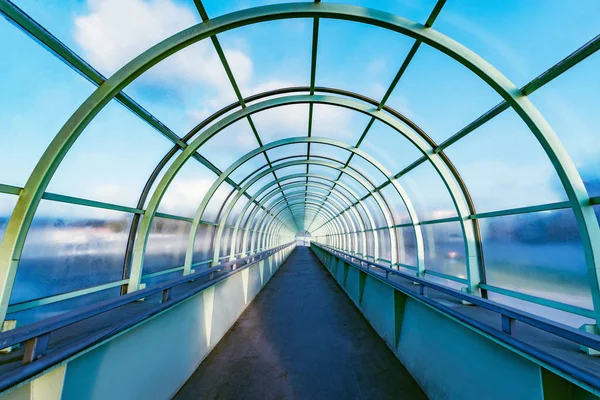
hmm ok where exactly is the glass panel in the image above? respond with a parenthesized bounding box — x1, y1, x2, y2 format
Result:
(338, 174, 369, 198)
(309, 143, 350, 163)
(359, 120, 423, 175)
(199, 119, 260, 172)
(226, 196, 249, 226)
(396, 226, 417, 267)
(308, 165, 342, 182)
(423, 221, 466, 279)
(192, 223, 215, 267)
(0, 18, 95, 187)
(479, 209, 592, 309)
(435, 0, 600, 86)
(272, 164, 307, 178)
(363, 195, 386, 228)
(127, 38, 237, 136)
(348, 155, 388, 187)
(47, 100, 173, 206)
(158, 158, 216, 218)
(529, 52, 600, 197)
(203, 182, 235, 222)
(143, 217, 190, 275)
(267, 144, 308, 163)
(399, 161, 457, 221)
(444, 108, 567, 212)
(0, 194, 18, 244)
(245, 173, 275, 197)
(311, 104, 372, 145)
(378, 229, 392, 263)
(381, 185, 411, 225)
(13, 0, 198, 75)
(317, 19, 415, 101)
(11, 200, 132, 304)
(216, 19, 312, 98)
(386, 44, 501, 143)
(218, 227, 233, 260)
(251, 104, 309, 143)
(230, 153, 267, 184)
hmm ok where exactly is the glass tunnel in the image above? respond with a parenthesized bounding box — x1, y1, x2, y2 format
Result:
(0, 0, 599, 335)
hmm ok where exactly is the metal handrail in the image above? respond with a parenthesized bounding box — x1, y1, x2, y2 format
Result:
(312, 242, 600, 391)
(312, 243, 600, 352)
(0, 242, 294, 392)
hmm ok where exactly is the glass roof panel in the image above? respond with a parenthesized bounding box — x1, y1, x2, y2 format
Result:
(311, 104, 371, 145)
(158, 158, 216, 218)
(309, 143, 350, 164)
(435, 0, 600, 86)
(398, 161, 457, 221)
(267, 144, 309, 163)
(380, 184, 411, 225)
(307, 165, 342, 182)
(359, 120, 423, 176)
(316, 19, 415, 100)
(0, 18, 95, 187)
(216, 19, 312, 98)
(198, 119, 260, 172)
(230, 153, 268, 185)
(204, 182, 235, 222)
(251, 104, 309, 143)
(444, 109, 568, 213)
(529, 52, 600, 197)
(47, 100, 173, 207)
(12, 0, 199, 75)
(125, 38, 237, 136)
(348, 156, 388, 187)
(386, 43, 501, 143)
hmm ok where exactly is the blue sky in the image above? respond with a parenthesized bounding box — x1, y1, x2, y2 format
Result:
(0, 0, 599, 223)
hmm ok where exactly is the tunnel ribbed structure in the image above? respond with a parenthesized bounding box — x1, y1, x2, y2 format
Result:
(0, 0, 599, 337)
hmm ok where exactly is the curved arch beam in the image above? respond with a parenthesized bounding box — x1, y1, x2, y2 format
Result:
(241, 183, 361, 256)
(208, 158, 392, 268)
(244, 176, 369, 257)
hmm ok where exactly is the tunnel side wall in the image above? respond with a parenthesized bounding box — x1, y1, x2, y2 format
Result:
(4, 245, 295, 400)
(311, 244, 598, 400)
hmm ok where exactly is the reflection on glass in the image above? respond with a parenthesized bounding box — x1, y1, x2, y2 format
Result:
(12, 201, 132, 304)
(444, 108, 567, 212)
(193, 223, 215, 267)
(480, 209, 592, 309)
(399, 161, 457, 221)
(143, 217, 190, 275)
(396, 226, 417, 267)
(423, 222, 466, 279)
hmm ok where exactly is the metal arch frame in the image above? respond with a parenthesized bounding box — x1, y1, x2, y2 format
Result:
(250, 193, 354, 255)
(0, 2, 597, 324)
(242, 182, 363, 256)
(186, 137, 404, 268)
(250, 175, 371, 256)
(150, 95, 477, 296)
(243, 177, 369, 257)
(266, 204, 339, 251)
(207, 157, 394, 268)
